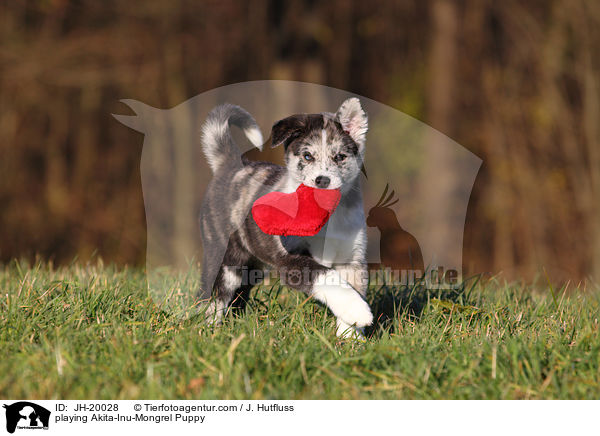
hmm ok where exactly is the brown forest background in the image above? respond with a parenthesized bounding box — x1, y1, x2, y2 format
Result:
(1, 0, 599, 284)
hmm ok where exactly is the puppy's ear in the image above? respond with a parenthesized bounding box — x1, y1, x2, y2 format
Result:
(271, 114, 306, 150)
(336, 98, 368, 147)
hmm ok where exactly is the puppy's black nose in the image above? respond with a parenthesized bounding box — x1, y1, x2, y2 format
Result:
(315, 175, 330, 188)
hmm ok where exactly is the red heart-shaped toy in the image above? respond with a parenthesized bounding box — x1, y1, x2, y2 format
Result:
(252, 184, 341, 236)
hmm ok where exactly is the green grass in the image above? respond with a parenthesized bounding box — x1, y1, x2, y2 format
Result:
(1, 260, 600, 399)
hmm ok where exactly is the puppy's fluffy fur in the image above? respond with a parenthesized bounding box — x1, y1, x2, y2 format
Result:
(198, 99, 372, 337)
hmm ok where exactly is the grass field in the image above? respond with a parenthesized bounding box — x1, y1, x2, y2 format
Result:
(1, 261, 599, 400)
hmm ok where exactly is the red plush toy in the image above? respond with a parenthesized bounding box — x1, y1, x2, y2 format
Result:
(252, 184, 341, 236)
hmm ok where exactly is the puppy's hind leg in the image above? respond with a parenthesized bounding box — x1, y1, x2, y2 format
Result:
(203, 265, 243, 324)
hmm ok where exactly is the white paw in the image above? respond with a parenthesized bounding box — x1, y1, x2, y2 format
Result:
(312, 270, 374, 328)
(336, 319, 366, 340)
(201, 300, 226, 325)
(336, 294, 373, 327)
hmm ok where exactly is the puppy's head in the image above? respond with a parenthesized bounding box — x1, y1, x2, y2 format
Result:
(271, 98, 368, 191)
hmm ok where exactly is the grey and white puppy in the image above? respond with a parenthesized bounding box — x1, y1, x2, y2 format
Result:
(198, 98, 372, 337)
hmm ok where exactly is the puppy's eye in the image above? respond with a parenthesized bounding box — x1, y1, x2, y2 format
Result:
(302, 152, 314, 162)
(333, 153, 346, 163)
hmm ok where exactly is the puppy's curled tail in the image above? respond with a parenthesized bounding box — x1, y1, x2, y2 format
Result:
(201, 103, 263, 173)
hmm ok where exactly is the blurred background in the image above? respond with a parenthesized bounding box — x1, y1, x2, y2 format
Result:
(1, 0, 599, 284)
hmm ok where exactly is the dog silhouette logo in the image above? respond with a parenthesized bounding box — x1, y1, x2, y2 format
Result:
(3, 402, 50, 433)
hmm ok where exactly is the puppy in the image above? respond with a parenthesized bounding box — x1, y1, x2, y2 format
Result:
(198, 98, 372, 337)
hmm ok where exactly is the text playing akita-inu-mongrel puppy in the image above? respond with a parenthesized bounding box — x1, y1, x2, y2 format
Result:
(198, 98, 372, 338)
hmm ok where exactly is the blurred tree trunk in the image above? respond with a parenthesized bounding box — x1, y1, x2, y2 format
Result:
(579, 0, 600, 282)
(421, 0, 460, 272)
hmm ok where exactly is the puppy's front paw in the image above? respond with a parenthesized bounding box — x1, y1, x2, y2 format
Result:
(312, 270, 373, 328)
(337, 294, 373, 328)
(336, 319, 366, 341)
